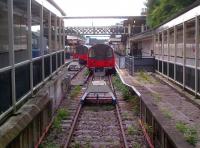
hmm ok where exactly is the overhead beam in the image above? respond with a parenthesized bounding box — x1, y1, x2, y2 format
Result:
(62, 16, 146, 19)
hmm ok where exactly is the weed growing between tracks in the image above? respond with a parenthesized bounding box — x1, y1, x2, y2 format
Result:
(84, 69, 90, 77)
(176, 121, 198, 145)
(70, 85, 81, 99)
(40, 109, 70, 148)
(112, 74, 139, 115)
(53, 108, 70, 129)
(127, 125, 138, 135)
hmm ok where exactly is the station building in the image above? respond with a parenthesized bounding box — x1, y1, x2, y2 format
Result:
(122, 1, 200, 97)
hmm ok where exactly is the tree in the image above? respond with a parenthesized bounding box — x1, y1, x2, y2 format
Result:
(146, 0, 197, 28)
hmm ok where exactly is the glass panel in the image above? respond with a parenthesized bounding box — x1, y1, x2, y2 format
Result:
(51, 15, 57, 52)
(155, 34, 159, 59)
(185, 20, 195, 66)
(57, 52, 61, 68)
(33, 59, 42, 87)
(159, 60, 162, 72)
(15, 64, 30, 101)
(52, 54, 56, 72)
(176, 25, 183, 64)
(163, 31, 168, 56)
(13, 0, 28, 64)
(185, 67, 195, 90)
(61, 20, 64, 49)
(158, 34, 162, 60)
(163, 61, 167, 75)
(176, 64, 183, 84)
(169, 63, 174, 79)
(57, 18, 60, 50)
(44, 56, 50, 78)
(0, 0, 9, 68)
(32, 1, 41, 58)
(0, 70, 12, 114)
(43, 8, 49, 55)
(169, 29, 175, 62)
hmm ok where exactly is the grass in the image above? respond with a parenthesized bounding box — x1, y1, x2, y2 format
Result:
(53, 108, 70, 129)
(152, 92, 162, 104)
(176, 121, 198, 145)
(72, 142, 81, 148)
(144, 123, 153, 135)
(127, 125, 138, 135)
(112, 75, 133, 101)
(84, 69, 90, 77)
(122, 112, 129, 119)
(70, 85, 81, 99)
(129, 97, 140, 115)
(138, 70, 155, 84)
(84, 142, 91, 148)
(161, 108, 172, 119)
(39, 142, 59, 148)
(112, 74, 140, 115)
(132, 142, 141, 148)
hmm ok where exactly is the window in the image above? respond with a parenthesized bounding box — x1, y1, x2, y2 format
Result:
(0, 0, 9, 68)
(0, 0, 8, 52)
(32, 1, 41, 58)
(13, 0, 29, 64)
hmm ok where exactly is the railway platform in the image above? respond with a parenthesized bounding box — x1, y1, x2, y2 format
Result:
(116, 65, 200, 148)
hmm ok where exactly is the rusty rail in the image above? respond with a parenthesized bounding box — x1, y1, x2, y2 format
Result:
(63, 104, 82, 148)
(109, 75, 129, 148)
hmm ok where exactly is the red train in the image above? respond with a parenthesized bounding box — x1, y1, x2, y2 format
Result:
(87, 44, 115, 74)
(73, 45, 89, 64)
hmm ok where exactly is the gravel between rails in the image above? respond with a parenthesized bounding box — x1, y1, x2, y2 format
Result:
(70, 105, 123, 148)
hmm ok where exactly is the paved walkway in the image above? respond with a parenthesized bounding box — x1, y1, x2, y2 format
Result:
(116, 66, 200, 148)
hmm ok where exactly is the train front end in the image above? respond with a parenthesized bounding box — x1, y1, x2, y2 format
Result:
(87, 44, 115, 75)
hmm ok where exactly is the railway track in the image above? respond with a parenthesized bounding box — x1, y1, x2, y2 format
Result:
(63, 74, 130, 148)
(41, 67, 147, 148)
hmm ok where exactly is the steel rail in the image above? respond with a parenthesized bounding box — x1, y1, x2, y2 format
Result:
(63, 103, 82, 148)
(71, 65, 85, 79)
(63, 70, 92, 148)
(109, 75, 129, 148)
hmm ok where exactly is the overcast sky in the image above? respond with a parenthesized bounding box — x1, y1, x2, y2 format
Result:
(55, 0, 146, 26)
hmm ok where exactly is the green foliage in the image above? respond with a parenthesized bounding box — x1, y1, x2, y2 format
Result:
(72, 142, 81, 148)
(176, 121, 198, 145)
(132, 142, 141, 148)
(70, 85, 81, 99)
(127, 125, 138, 135)
(53, 109, 70, 129)
(144, 123, 153, 134)
(152, 92, 162, 104)
(39, 142, 59, 148)
(146, 0, 196, 28)
(112, 75, 140, 115)
(112, 75, 132, 100)
(161, 108, 172, 119)
(138, 71, 155, 83)
(84, 69, 90, 77)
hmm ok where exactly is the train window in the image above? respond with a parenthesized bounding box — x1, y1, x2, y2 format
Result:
(89, 45, 113, 59)
(107, 48, 113, 57)
(89, 49, 95, 58)
(76, 46, 88, 55)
